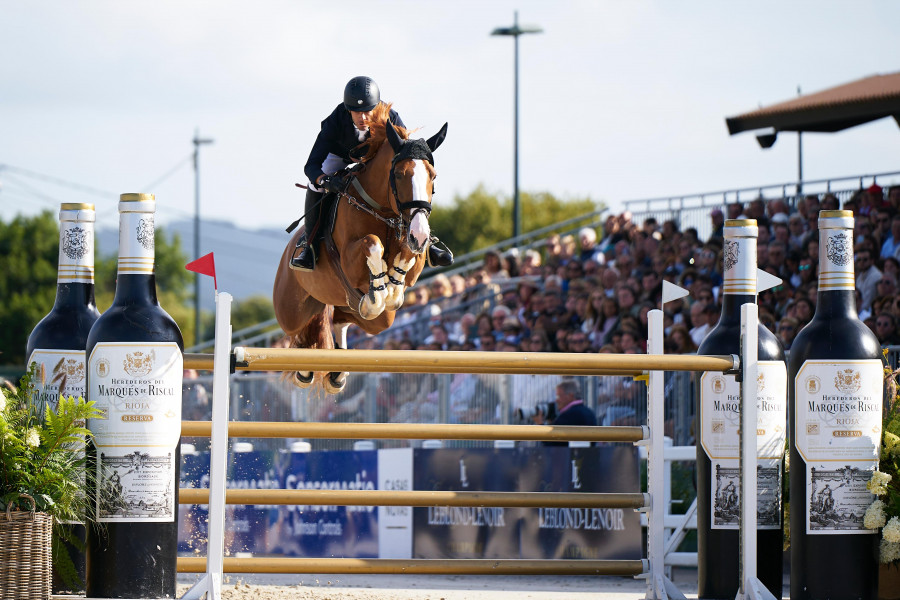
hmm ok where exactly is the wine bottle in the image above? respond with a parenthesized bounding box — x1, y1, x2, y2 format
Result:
(789, 210, 880, 600)
(86, 193, 184, 599)
(696, 219, 786, 600)
(26, 203, 100, 411)
(26, 202, 100, 593)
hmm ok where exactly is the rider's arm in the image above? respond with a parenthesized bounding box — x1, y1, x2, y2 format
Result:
(304, 106, 343, 184)
(304, 127, 332, 185)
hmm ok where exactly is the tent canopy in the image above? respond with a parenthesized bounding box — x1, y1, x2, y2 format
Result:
(725, 72, 900, 135)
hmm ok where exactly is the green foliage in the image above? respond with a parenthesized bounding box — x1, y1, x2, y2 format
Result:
(232, 295, 276, 331)
(0, 211, 59, 365)
(0, 364, 101, 521)
(429, 186, 602, 256)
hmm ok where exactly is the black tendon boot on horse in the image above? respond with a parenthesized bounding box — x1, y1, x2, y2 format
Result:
(290, 188, 325, 271)
(427, 238, 454, 267)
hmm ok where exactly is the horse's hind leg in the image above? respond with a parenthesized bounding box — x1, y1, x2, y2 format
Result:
(324, 320, 351, 394)
(288, 302, 333, 388)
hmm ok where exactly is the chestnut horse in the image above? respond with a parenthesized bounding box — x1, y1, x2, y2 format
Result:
(273, 104, 448, 393)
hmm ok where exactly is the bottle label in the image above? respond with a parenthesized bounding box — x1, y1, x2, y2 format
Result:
(117, 211, 155, 275)
(818, 229, 855, 291)
(795, 360, 881, 534)
(700, 362, 787, 529)
(721, 234, 757, 295)
(88, 342, 182, 523)
(27, 349, 88, 413)
(58, 218, 95, 284)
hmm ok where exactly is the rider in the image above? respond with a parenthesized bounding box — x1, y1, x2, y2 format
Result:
(291, 75, 454, 271)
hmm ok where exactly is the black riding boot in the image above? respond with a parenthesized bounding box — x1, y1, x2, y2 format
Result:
(427, 239, 454, 267)
(290, 189, 325, 271)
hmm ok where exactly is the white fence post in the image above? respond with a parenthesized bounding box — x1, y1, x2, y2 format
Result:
(181, 292, 233, 600)
(645, 309, 686, 600)
(737, 303, 776, 600)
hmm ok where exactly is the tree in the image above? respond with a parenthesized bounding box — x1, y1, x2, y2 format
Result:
(0, 212, 59, 365)
(429, 185, 603, 257)
(231, 295, 276, 333)
(0, 212, 193, 365)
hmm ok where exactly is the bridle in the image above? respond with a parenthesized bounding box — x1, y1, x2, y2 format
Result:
(342, 139, 436, 243)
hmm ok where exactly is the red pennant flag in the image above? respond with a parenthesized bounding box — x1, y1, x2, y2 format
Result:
(185, 252, 217, 291)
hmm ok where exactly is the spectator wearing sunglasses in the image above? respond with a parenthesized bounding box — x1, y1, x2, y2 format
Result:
(874, 314, 900, 346)
(776, 317, 800, 350)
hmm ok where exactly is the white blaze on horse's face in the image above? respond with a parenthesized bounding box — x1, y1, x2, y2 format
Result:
(408, 159, 432, 251)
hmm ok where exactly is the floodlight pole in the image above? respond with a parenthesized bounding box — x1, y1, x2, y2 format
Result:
(797, 86, 803, 195)
(193, 129, 214, 346)
(492, 12, 542, 241)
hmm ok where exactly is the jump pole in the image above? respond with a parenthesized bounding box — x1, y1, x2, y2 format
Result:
(181, 292, 233, 600)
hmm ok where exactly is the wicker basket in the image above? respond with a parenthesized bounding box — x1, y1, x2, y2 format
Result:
(0, 494, 52, 600)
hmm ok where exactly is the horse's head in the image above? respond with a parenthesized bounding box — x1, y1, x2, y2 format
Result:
(385, 121, 448, 254)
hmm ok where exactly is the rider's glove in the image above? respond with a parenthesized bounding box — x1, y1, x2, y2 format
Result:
(320, 175, 346, 194)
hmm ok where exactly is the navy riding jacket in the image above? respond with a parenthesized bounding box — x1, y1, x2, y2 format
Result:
(304, 103, 405, 184)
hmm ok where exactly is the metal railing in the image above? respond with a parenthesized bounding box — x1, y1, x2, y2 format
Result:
(624, 170, 900, 241)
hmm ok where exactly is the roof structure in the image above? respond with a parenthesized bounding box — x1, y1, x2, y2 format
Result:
(725, 72, 900, 135)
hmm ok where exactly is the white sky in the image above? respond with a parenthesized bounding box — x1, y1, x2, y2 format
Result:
(2, 1, 900, 233)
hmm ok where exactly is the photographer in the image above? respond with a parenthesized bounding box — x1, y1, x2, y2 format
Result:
(532, 379, 597, 446)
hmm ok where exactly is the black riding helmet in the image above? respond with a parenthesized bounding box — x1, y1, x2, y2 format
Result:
(343, 76, 380, 112)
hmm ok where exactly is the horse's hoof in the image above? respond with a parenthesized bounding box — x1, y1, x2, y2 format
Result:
(295, 371, 314, 388)
(359, 297, 384, 320)
(324, 372, 347, 394)
(384, 288, 404, 311)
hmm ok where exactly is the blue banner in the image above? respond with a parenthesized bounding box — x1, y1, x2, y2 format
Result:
(273, 450, 379, 558)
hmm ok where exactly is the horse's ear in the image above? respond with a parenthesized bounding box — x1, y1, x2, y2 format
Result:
(425, 123, 448, 152)
(386, 121, 404, 153)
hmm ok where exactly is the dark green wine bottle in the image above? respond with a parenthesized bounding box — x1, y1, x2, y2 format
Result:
(789, 210, 880, 600)
(26, 203, 100, 593)
(696, 219, 786, 599)
(27, 203, 100, 411)
(86, 194, 184, 599)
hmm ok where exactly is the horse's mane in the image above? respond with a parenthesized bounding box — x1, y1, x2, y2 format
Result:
(358, 102, 409, 162)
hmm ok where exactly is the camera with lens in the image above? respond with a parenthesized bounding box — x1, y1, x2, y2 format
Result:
(515, 402, 557, 422)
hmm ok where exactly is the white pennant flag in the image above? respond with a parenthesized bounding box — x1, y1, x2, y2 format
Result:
(757, 269, 782, 294)
(662, 280, 690, 308)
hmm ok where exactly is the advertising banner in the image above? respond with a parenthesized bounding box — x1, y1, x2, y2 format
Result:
(413, 448, 520, 558)
(178, 445, 640, 560)
(273, 450, 379, 558)
(413, 446, 641, 560)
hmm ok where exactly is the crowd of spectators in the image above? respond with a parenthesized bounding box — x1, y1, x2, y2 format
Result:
(357, 183, 900, 356)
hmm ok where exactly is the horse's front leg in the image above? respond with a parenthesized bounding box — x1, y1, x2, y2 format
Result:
(345, 234, 389, 320)
(384, 246, 418, 312)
